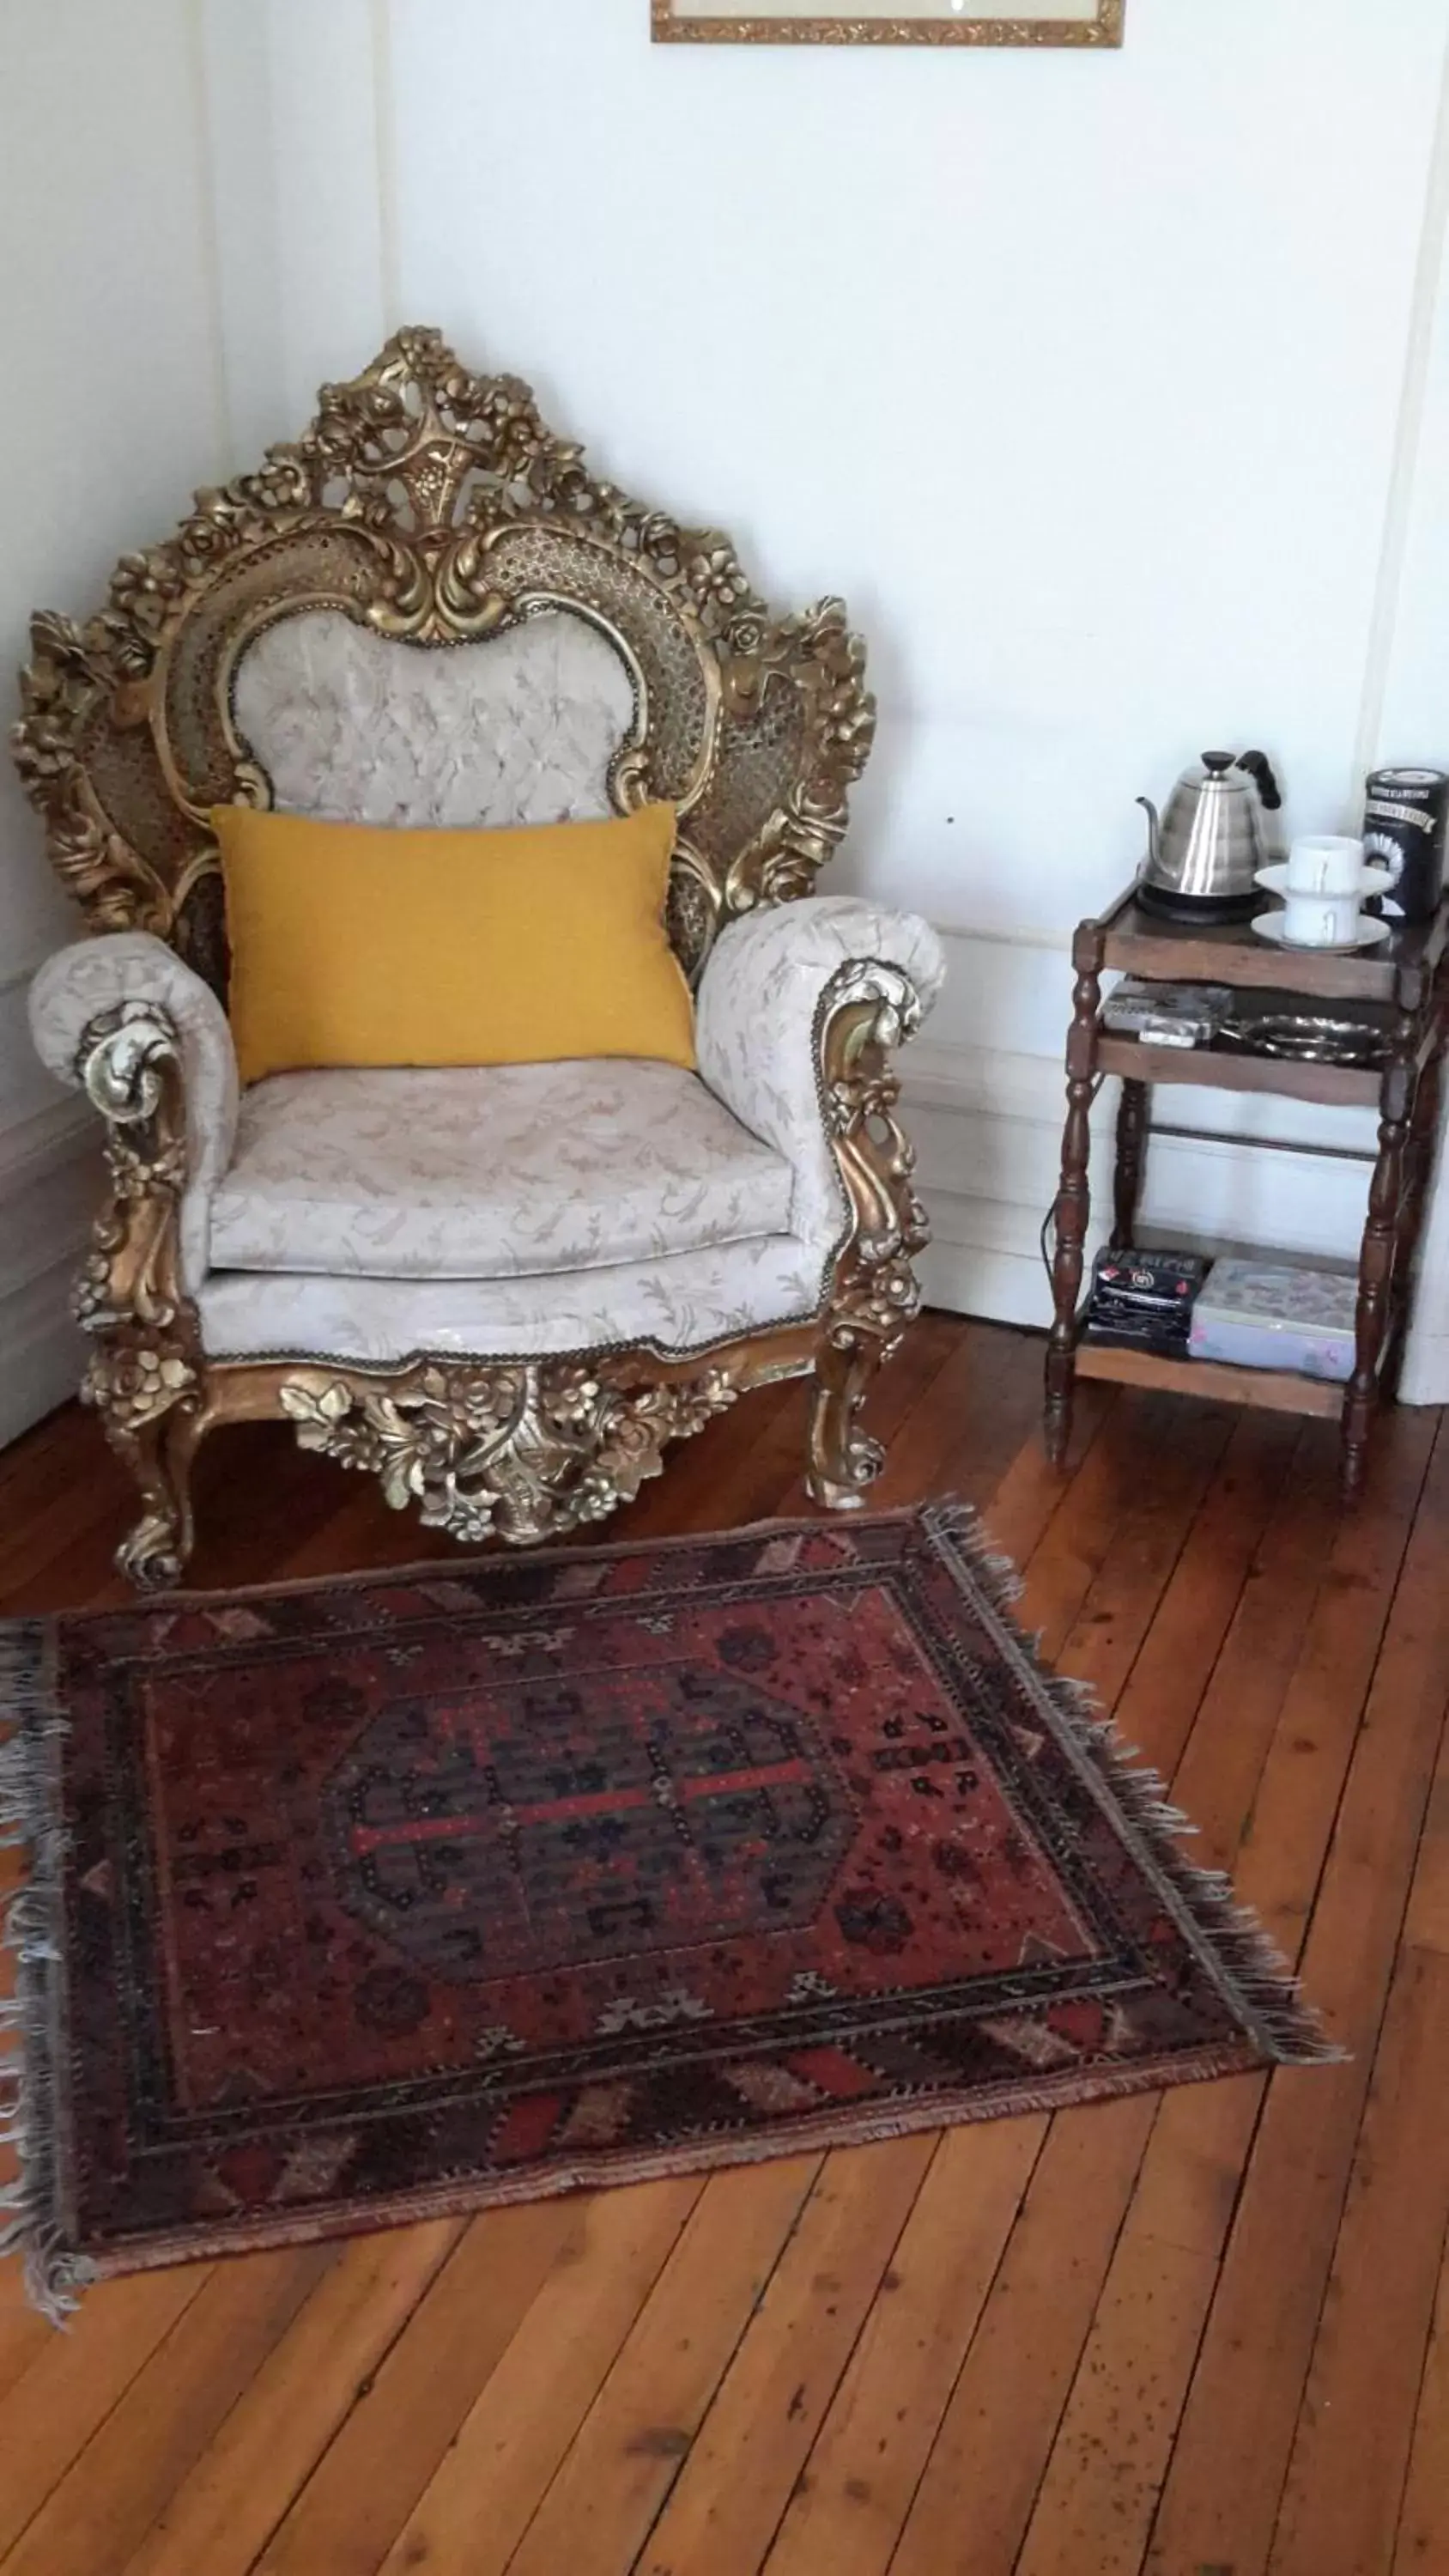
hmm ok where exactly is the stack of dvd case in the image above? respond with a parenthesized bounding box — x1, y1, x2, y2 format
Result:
(1082, 1249, 1210, 1357)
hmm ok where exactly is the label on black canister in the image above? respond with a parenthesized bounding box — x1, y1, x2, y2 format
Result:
(1363, 767, 1449, 921)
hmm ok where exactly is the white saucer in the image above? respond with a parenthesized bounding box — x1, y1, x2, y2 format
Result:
(1256, 862, 1394, 900)
(1251, 909, 1392, 954)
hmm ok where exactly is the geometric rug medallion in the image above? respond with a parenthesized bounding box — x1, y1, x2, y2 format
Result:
(0, 1504, 1331, 2318)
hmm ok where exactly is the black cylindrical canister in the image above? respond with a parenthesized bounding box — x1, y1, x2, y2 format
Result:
(1363, 768, 1449, 922)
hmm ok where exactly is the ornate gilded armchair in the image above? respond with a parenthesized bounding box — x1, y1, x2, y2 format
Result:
(16, 330, 943, 1587)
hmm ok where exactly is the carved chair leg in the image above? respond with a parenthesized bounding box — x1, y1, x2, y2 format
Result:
(806, 1332, 888, 1512)
(64, 996, 203, 1589)
(107, 1404, 202, 1591)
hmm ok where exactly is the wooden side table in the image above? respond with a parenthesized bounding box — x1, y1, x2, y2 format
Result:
(1043, 887, 1449, 1504)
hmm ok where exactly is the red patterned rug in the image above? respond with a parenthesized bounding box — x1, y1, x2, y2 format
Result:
(0, 1504, 1330, 2317)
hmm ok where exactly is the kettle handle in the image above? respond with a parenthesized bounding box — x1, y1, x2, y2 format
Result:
(1235, 750, 1282, 812)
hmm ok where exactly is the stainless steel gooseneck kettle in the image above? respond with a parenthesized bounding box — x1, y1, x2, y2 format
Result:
(1137, 750, 1282, 920)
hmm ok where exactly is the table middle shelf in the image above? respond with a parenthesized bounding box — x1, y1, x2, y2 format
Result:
(1095, 1030, 1384, 1109)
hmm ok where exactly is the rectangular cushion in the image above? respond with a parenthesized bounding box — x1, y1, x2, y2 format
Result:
(212, 802, 694, 1084)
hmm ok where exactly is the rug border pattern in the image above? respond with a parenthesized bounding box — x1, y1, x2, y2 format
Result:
(0, 1502, 1338, 2319)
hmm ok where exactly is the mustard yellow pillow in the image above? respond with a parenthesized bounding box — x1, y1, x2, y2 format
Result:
(212, 803, 694, 1086)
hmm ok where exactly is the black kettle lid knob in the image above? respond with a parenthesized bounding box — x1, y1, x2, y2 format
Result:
(1201, 750, 1236, 774)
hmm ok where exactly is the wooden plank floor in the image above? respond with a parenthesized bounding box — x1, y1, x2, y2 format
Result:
(2, 1314, 1447, 2576)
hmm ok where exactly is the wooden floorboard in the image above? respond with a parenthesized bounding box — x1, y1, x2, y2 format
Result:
(2, 1319, 1446, 2576)
(1143, 1412, 1446, 2576)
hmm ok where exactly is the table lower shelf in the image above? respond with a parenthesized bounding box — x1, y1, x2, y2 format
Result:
(1072, 1339, 1349, 1419)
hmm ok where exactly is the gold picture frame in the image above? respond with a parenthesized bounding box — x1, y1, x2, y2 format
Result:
(652, 1, 1123, 42)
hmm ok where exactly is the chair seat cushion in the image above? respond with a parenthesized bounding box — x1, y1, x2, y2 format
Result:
(208, 1061, 796, 1281)
(197, 1234, 828, 1362)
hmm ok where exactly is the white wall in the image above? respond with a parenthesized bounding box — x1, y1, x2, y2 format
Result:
(371, 0, 1449, 1334)
(1374, 58, 1449, 1404)
(7, 1, 1449, 1442)
(384, 0, 1448, 927)
(0, 0, 228, 1442)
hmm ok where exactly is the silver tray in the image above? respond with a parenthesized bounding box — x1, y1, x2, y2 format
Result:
(1216, 1009, 1390, 1069)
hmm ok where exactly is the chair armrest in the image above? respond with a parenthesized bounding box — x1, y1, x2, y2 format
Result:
(29, 933, 239, 1295)
(696, 896, 945, 1243)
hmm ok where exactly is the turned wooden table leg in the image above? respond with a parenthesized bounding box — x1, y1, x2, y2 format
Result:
(1384, 1042, 1443, 1394)
(1403, 1042, 1442, 1259)
(1343, 1036, 1415, 1508)
(1044, 927, 1104, 1467)
(1112, 1077, 1149, 1250)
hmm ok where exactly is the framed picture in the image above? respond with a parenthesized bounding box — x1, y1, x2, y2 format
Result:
(652, 1, 1123, 44)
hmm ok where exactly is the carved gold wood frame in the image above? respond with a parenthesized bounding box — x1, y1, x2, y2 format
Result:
(64, 957, 931, 1587)
(652, 1, 1124, 44)
(14, 329, 934, 1588)
(14, 327, 876, 999)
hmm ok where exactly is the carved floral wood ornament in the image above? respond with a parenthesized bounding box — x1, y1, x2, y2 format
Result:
(14, 328, 875, 992)
(15, 328, 943, 1586)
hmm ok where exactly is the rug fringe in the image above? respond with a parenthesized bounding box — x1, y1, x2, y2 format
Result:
(0, 1624, 91, 2326)
(919, 1498, 1027, 1611)
(921, 1500, 1343, 2070)
(0, 1509, 1341, 2318)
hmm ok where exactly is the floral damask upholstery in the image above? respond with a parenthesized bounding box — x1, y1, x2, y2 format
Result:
(697, 897, 946, 1249)
(30, 902, 940, 1360)
(208, 1059, 797, 1280)
(16, 327, 945, 1583)
(233, 608, 635, 829)
(194, 1235, 833, 1365)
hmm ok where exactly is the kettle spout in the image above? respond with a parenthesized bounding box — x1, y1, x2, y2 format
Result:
(1137, 796, 1162, 872)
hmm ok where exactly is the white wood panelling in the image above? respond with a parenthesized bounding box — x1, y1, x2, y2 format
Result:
(0, 971, 95, 1446)
(0, 0, 225, 1445)
(1370, 21, 1449, 1400)
(371, 0, 1449, 1388)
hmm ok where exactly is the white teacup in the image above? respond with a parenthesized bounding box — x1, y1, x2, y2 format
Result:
(1281, 888, 1361, 947)
(1287, 835, 1367, 896)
